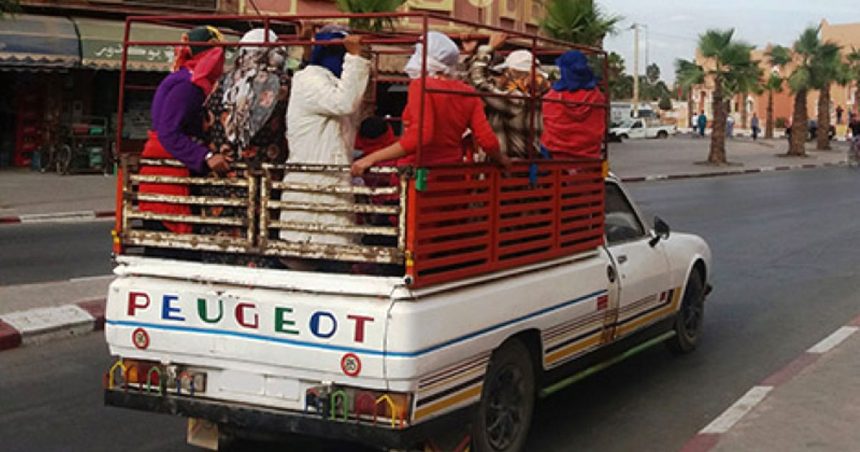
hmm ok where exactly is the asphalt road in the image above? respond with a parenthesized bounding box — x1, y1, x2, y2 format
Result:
(3, 168, 860, 451)
(0, 220, 113, 285)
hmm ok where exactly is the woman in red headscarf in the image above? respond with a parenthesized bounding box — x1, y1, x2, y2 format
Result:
(138, 25, 227, 234)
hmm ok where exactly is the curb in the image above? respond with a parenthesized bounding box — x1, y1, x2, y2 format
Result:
(0, 210, 114, 225)
(620, 161, 846, 183)
(681, 314, 860, 452)
(0, 298, 106, 352)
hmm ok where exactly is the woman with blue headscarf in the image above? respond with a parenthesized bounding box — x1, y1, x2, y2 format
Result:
(541, 50, 607, 160)
(279, 25, 370, 255)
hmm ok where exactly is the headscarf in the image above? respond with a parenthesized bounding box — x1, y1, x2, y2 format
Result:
(220, 28, 288, 152)
(309, 24, 349, 78)
(404, 31, 460, 79)
(552, 50, 598, 92)
(172, 25, 226, 96)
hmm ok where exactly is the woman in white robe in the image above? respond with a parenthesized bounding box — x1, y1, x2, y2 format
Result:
(279, 26, 370, 247)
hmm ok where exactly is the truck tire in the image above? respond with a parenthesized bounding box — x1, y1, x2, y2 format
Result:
(620, 134, 629, 140)
(666, 271, 705, 355)
(657, 131, 668, 139)
(472, 339, 535, 452)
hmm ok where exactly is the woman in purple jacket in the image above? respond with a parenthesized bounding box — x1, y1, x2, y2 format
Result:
(138, 26, 227, 234)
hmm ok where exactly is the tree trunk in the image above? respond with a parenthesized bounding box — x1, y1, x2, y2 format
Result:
(708, 84, 727, 164)
(855, 83, 860, 117)
(788, 89, 808, 156)
(765, 90, 775, 139)
(817, 83, 831, 150)
(687, 93, 695, 129)
(739, 93, 748, 130)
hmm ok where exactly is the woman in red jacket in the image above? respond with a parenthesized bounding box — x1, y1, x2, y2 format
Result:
(541, 50, 606, 160)
(351, 31, 509, 175)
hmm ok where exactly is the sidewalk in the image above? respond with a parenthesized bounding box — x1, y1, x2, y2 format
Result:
(0, 168, 116, 222)
(684, 315, 860, 452)
(610, 135, 847, 181)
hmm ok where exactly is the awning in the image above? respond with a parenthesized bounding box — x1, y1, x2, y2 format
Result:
(73, 18, 186, 72)
(0, 14, 80, 70)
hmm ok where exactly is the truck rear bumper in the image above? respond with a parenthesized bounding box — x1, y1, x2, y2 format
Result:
(104, 389, 470, 449)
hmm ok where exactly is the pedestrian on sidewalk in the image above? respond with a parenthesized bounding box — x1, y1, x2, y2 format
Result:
(697, 111, 707, 137)
(726, 115, 735, 139)
(751, 113, 760, 140)
(837, 105, 844, 125)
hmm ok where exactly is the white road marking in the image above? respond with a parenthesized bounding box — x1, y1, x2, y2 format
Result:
(19, 211, 97, 223)
(807, 326, 858, 354)
(68, 275, 114, 283)
(700, 385, 773, 434)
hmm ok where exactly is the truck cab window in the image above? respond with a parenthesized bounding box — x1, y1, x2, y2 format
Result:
(604, 183, 645, 244)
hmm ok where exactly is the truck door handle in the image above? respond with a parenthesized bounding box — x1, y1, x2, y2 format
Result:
(617, 255, 628, 264)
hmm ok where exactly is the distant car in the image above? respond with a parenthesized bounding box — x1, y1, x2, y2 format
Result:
(785, 120, 836, 141)
(610, 119, 676, 141)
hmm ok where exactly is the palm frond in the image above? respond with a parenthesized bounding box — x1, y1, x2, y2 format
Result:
(334, 0, 406, 32)
(539, 0, 623, 45)
(674, 58, 705, 88)
(766, 45, 792, 68)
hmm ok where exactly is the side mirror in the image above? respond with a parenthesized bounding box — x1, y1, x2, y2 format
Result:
(649, 216, 671, 247)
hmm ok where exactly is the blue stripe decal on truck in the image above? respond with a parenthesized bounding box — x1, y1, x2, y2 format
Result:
(106, 289, 606, 358)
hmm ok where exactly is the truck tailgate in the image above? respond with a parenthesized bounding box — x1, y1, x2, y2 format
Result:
(105, 273, 394, 386)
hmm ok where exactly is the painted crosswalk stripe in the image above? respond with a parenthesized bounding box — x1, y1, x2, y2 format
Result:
(807, 326, 858, 354)
(700, 385, 773, 434)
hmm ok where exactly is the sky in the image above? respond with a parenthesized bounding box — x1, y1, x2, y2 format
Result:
(600, 0, 860, 83)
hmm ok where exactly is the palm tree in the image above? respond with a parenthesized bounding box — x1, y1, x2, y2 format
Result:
(762, 73, 784, 139)
(785, 27, 825, 157)
(675, 59, 703, 129)
(675, 29, 759, 164)
(334, 0, 405, 32)
(811, 42, 845, 150)
(764, 45, 791, 139)
(847, 48, 860, 116)
(539, 0, 622, 46)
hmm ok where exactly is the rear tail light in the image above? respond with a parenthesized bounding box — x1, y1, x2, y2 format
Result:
(105, 358, 206, 395)
(305, 385, 411, 428)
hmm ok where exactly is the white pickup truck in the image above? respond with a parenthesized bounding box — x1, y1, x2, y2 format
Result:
(103, 169, 711, 451)
(610, 119, 677, 141)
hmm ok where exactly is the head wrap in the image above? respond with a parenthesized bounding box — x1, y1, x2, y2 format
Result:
(552, 50, 598, 92)
(219, 28, 288, 152)
(309, 24, 349, 78)
(172, 25, 226, 96)
(404, 31, 460, 79)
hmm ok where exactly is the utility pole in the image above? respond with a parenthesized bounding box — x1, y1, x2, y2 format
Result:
(631, 23, 640, 118)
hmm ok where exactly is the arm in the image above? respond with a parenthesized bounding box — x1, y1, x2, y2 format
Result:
(302, 54, 370, 117)
(467, 45, 524, 117)
(398, 80, 435, 154)
(155, 81, 210, 173)
(351, 141, 407, 175)
(469, 98, 508, 167)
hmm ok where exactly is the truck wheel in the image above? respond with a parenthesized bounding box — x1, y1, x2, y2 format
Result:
(666, 271, 705, 355)
(472, 339, 535, 452)
(657, 131, 668, 139)
(620, 134, 629, 140)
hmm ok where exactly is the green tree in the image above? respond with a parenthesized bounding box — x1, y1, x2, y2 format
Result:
(675, 58, 704, 130)
(539, 0, 622, 46)
(847, 47, 860, 116)
(645, 62, 660, 84)
(334, 0, 405, 32)
(811, 41, 846, 150)
(658, 95, 672, 111)
(675, 29, 759, 164)
(784, 27, 828, 157)
(0, 0, 20, 17)
(764, 45, 791, 139)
